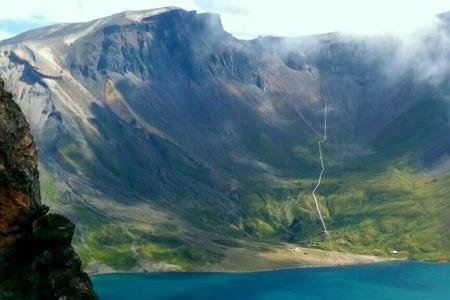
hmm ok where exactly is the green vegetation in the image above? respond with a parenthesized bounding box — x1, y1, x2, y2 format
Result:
(41, 138, 450, 272)
(40, 168, 58, 205)
(74, 222, 223, 271)
(326, 166, 450, 261)
(235, 153, 450, 262)
(38, 97, 450, 271)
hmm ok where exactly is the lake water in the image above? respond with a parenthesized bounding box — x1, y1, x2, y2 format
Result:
(92, 262, 450, 300)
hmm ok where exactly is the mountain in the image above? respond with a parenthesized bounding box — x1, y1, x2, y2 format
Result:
(0, 7, 450, 271)
(0, 79, 97, 299)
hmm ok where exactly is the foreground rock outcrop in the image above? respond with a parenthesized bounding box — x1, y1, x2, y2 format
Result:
(0, 78, 97, 299)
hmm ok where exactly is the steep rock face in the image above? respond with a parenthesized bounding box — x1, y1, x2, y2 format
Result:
(0, 79, 97, 299)
(0, 78, 40, 251)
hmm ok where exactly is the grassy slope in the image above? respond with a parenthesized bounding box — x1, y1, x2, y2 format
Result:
(40, 148, 450, 271)
(230, 157, 450, 263)
(294, 96, 450, 261)
(49, 160, 450, 272)
(229, 96, 450, 262)
(39, 96, 450, 271)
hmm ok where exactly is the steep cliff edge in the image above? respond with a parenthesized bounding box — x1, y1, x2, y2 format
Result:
(0, 78, 97, 299)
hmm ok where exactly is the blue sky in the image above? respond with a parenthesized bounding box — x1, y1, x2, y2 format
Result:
(0, 20, 52, 39)
(1, 0, 450, 40)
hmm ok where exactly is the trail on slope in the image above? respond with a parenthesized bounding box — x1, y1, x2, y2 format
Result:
(312, 99, 329, 235)
(311, 99, 335, 263)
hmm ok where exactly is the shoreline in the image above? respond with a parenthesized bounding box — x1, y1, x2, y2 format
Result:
(85, 241, 411, 276)
(88, 255, 406, 276)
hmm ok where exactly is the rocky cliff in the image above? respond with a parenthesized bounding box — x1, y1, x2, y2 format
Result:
(0, 78, 97, 299)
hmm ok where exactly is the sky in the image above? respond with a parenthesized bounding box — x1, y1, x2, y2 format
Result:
(1, 0, 450, 40)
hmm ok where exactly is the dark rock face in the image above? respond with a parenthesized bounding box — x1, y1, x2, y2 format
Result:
(0, 78, 40, 248)
(0, 78, 97, 299)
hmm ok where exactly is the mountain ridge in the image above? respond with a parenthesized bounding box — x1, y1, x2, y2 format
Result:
(0, 7, 449, 272)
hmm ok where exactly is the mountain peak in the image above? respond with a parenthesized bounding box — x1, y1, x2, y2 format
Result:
(0, 7, 223, 47)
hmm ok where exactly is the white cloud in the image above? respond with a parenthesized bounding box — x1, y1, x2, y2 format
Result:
(213, 0, 450, 38)
(0, 0, 450, 38)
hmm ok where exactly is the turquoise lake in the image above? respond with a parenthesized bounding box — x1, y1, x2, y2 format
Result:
(92, 262, 450, 299)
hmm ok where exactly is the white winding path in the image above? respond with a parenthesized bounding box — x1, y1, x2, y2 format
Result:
(312, 99, 329, 236)
(312, 99, 338, 264)
(312, 99, 336, 264)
